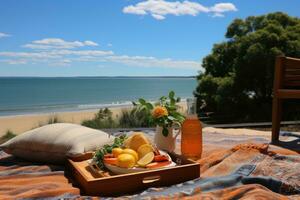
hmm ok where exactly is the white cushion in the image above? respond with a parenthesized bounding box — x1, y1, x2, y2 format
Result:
(0, 123, 114, 164)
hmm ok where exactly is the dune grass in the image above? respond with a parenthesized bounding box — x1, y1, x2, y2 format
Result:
(82, 107, 153, 129)
(37, 116, 62, 128)
(0, 130, 16, 144)
(47, 116, 61, 124)
(118, 108, 153, 128)
(82, 108, 117, 129)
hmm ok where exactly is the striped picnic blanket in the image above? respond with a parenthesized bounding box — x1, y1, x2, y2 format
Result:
(0, 128, 299, 199)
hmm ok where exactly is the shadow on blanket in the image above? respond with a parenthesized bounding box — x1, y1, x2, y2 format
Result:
(272, 132, 300, 153)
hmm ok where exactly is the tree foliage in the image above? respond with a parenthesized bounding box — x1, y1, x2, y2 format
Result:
(195, 12, 300, 122)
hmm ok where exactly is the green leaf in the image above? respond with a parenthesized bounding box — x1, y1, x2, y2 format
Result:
(146, 103, 153, 110)
(167, 115, 175, 121)
(138, 98, 147, 105)
(169, 91, 175, 99)
(170, 99, 175, 106)
(138, 105, 147, 112)
(172, 112, 186, 122)
(132, 101, 137, 106)
(168, 105, 177, 111)
(162, 127, 169, 137)
(159, 96, 167, 102)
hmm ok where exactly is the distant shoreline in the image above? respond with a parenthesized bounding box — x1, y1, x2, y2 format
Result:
(0, 76, 197, 78)
(0, 102, 134, 118)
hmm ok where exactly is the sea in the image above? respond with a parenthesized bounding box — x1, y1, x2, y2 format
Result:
(0, 77, 197, 116)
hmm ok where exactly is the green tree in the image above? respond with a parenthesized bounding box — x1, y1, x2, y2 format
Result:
(195, 12, 300, 123)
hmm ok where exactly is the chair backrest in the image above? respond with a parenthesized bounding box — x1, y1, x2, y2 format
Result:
(274, 56, 300, 90)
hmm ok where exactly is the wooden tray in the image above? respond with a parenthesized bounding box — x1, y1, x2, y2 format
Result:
(67, 153, 200, 196)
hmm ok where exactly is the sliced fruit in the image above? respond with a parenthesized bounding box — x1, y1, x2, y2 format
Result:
(137, 144, 153, 158)
(153, 155, 169, 162)
(146, 161, 172, 169)
(104, 153, 114, 158)
(103, 157, 118, 165)
(117, 154, 135, 168)
(153, 146, 160, 156)
(137, 152, 154, 167)
(124, 132, 150, 151)
(122, 149, 138, 162)
(112, 148, 123, 158)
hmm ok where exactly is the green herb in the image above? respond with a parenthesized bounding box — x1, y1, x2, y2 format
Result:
(93, 134, 127, 169)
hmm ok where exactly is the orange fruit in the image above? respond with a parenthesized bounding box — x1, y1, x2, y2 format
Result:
(112, 148, 123, 158)
(122, 148, 138, 162)
(117, 154, 135, 168)
(137, 144, 153, 158)
(103, 157, 118, 165)
(153, 155, 169, 162)
(104, 153, 114, 158)
(137, 152, 154, 167)
(124, 132, 150, 151)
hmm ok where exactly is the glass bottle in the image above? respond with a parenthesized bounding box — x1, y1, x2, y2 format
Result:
(181, 98, 202, 159)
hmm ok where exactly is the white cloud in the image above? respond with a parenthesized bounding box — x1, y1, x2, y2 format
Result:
(107, 43, 113, 47)
(23, 38, 99, 49)
(0, 49, 114, 66)
(107, 55, 200, 69)
(1, 59, 27, 65)
(83, 40, 98, 46)
(49, 59, 72, 67)
(49, 49, 114, 56)
(0, 37, 200, 70)
(0, 51, 60, 59)
(123, 0, 237, 20)
(0, 49, 199, 69)
(210, 3, 238, 13)
(123, 5, 147, 15)
(152, 14, 165, 20)
(0, 32, 11, 38)
(212, 13, 225, 18)
(76, 54, 199, 69)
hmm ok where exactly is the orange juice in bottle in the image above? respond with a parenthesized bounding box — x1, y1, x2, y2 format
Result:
(181, 98, 202, 159)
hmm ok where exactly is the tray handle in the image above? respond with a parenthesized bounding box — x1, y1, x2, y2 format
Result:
(142, 175, 161, 184)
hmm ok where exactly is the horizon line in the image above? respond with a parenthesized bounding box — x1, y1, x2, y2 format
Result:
(0, 75, 196, 78)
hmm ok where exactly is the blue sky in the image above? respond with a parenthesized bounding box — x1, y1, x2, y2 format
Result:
(0, 0, 299, 77)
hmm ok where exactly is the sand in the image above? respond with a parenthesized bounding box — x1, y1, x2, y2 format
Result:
(0, 107, 129, 137)
(0, 102, 187, 137)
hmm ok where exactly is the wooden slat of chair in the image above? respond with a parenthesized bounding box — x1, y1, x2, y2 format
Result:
(277, 89, 300, 99)
(272, 56, 300, 143)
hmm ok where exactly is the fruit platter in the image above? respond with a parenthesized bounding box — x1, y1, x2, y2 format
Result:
(89, 132, 176, 175)
(68, 131, 200, 196)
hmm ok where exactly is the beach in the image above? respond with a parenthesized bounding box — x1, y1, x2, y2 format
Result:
(0, 77, 194, 136)
(0, 106, 129, 137)
(0, 102, 187, 137)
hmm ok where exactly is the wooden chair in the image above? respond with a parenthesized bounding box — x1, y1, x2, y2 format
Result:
(272, 56, 300, 143)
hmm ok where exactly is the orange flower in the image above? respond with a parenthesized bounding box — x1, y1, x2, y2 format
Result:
(152, 106, 168, 118)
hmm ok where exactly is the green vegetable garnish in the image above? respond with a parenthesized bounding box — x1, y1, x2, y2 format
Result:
(93, 134, 127, 169)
